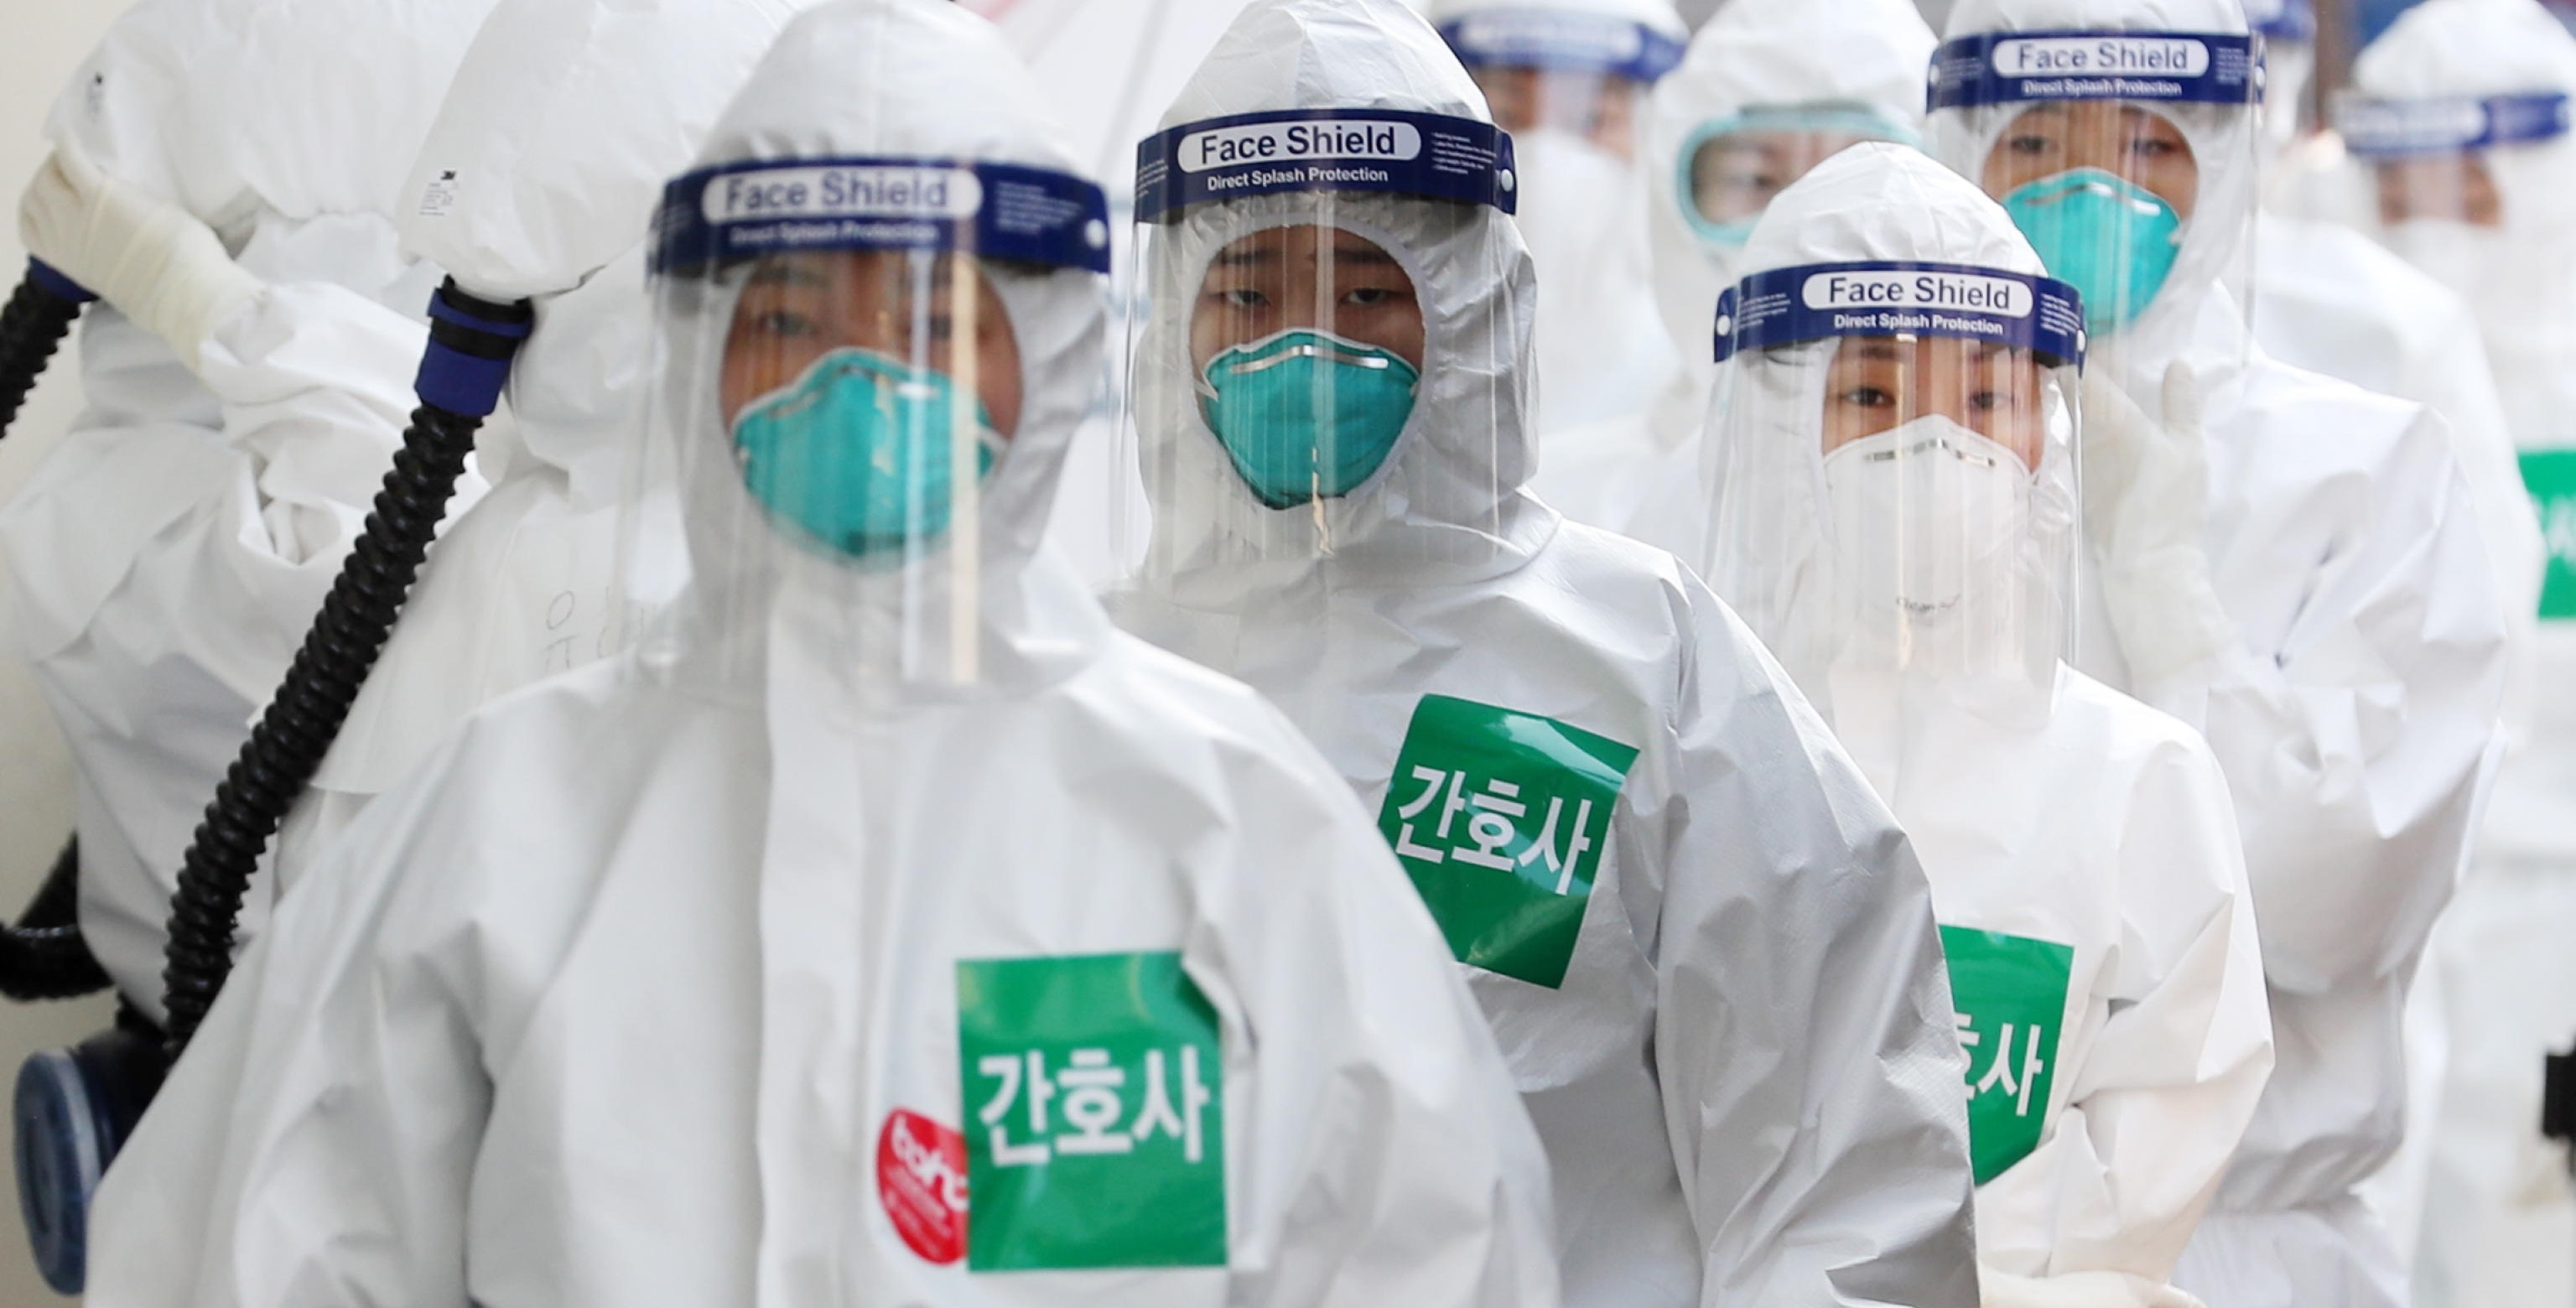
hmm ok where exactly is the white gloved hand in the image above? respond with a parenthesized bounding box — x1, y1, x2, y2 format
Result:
(2080, 361, 2238, 686)
(1981, 1269, 2208, 1308)
(18, 146, 262, 374)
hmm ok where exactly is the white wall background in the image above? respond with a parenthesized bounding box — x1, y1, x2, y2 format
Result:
(0, 1, 147, 1302)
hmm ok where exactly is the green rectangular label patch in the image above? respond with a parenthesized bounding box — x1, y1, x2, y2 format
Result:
(1377, 694, 1640, 989)
(1940, 925, 2075, 1186)
(2523, 449, 2576, 621)
(955, 951, 1226, 1271)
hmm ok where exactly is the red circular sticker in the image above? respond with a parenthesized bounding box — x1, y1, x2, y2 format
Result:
(876, 1109, 969, 1265)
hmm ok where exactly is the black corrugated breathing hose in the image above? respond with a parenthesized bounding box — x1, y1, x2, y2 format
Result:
(0, 262, 92, 438)
(158, 278, 533, 1058)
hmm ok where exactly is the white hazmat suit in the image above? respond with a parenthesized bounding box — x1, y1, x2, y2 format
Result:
(2340, 3, 2576, 1303)
(85, 3, 1558, 1303)
(1544, 0, 1935, 533)
(1930, 2, 2512, 1305)
(1696, 143, 2274, 1308)
(1109, 3, 1982, 1305)
(3, 0, 499, 1023)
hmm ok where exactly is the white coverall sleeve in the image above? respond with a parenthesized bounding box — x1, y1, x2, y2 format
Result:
(1972, 733, 2275, 1298)
(2137, 408, 2507, 995)
(1211, 708, 1562, 1308)
(2399, 309, 2544, 742)
(84, 739, 492, 1308)
(1655, 591, 1982, 1308)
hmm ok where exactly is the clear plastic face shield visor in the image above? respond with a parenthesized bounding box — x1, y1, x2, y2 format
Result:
(2339, 88, 2576, 417)
(1436, 8, 1685, 161)
(1115, 108, 1525, 585)
(1928, 30, 2264, 360)
(631, 155, 1111, 693)
(1700, 260, 2085, 708)
(1676, 106, 1924, 250)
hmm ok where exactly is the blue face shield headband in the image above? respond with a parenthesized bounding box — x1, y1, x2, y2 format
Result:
(1928, 30, 2266, 112)
(1712, 260, 2086, 371)
(2337, 92, 2573, 158)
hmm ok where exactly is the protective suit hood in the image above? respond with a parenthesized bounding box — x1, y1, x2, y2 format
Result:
(44, 0, 495, 247)
(1735, 143, 2048, 281)
(638, 0, 1110, 704)
(18, 0, 494, 641)
(1175, 0, 1510, 118)
(1932, 0, 2259, 407)
(1131, 0, 1549, 593)
(1946, 0, 2250, 29)
(398, 0, 820, 501)
(1652, 0, 1924, 131)
(2354, 0, 2576, 103)
(1636, 0, 1935, 454)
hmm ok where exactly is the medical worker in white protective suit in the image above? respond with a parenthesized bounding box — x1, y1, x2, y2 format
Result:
(4, 0, 497, 1024)
(85, 3, 1559, 1303)
(1698, 143, 2274, 1308)
(1929, 2, 2511, 1305)
(1547, 0, 1935, 533)
(1107, 2, 1981, 1304)
(1421, 0, 1688, 433)
(2242, 0, 2544, 1274)
(2337, 3, 2576, 1303)
(263, 0, 826, 892)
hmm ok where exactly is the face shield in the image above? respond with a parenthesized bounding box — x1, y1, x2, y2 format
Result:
(1118, 108, 1533, 589)
(1928, 29, 2263, 371)
(1700, 259, 2085, 710)
(2341, 93, 2576, 316)
(1436, 8, 1685, 161)
(634, 154, 1112, 695)
(2345, 93, 2569, 227)
(1432, 5, 1683, 433)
